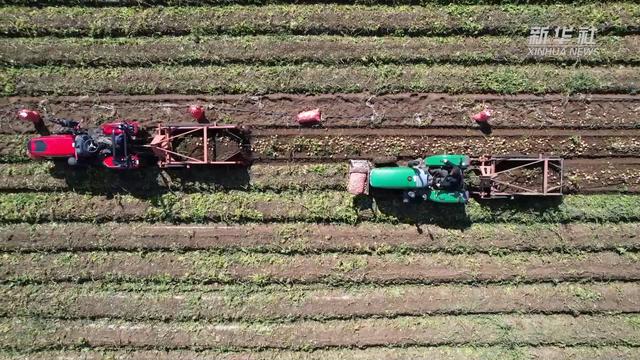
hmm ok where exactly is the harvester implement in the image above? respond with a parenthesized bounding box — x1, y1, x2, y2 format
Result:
(149, 124, 250, 168)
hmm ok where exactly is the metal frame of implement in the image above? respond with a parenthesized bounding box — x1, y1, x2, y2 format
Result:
(472, 155, 563, 199)
(149, 124, 249, 168)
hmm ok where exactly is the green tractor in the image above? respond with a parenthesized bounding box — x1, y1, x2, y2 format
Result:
(348, 154, 470, 204)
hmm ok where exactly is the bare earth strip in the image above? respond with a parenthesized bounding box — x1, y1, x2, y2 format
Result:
(3, 94, 640, 134)
(2, 315, 640, 351)
(1, 222, 639, 253)
(1, 282, 638, 321)
(1, 251, 638, 285)
(2, 347, 640, 360)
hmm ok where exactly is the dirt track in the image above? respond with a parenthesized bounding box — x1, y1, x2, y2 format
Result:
(3, 93, 640, 134)
(4, 347, 639, 360)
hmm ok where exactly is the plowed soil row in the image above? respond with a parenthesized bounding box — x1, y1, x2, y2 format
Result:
(4, 93, 640, 134)
(250, 131, 640, 160)
(2, 282, 638, 321)
(2, 132, 640, 164)
(3, 347, 640, 360)
(3, 315, 640, 350)
(2, 222, 639, 254)
(1, 4, 638, 37)
(1, 251, 638, 285)
(4, 64, 640, 96)
(1, 192, 640, 225)
(3, 36, 638, 67)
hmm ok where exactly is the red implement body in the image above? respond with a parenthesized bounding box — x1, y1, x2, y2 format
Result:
(150, 124, 250, 168)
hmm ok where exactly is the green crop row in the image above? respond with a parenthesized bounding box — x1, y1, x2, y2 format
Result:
(0, 162, 347, 194)
(2, 221, 640, 254)
(2, 35, 638, 67)
(2, 282, 638, 321)
(0, 4, 638, 37)
(0, 0, 612, 6)
(3, 64, 640, 96)
(0, 191, 639, 225)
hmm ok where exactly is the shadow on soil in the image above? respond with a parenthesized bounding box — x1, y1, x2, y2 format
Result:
(354, 191, 563, 229)
(49, 160, 251, 198)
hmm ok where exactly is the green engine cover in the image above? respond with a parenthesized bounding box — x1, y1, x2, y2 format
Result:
(424, 154, 470, 168)
(369, 167, 429, 189)
(428, 189, 467, 204)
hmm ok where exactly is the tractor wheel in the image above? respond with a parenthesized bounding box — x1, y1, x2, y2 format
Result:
(372, 156, 398, 167)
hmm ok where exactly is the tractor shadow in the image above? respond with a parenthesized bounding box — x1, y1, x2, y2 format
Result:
(474, 196, 564, 220)
(353, 191, 564, 229)
(353, 190, 471, 229)
(49, 160, 251, 198)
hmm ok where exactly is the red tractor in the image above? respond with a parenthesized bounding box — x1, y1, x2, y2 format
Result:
(27, 119, 142, 170)
(23, 107, 252, 171)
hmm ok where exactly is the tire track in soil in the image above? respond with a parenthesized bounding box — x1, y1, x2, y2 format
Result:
(2, 282, 639, 321)
(3, 315, 640, 350)
(1, 222, 639, 253)
(3, 93, 640, 134)
(1, 251, 638, 285)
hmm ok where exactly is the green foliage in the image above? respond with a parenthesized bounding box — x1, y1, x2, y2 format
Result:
(3, 64, 640, 96)
(1, 4, 638, 37)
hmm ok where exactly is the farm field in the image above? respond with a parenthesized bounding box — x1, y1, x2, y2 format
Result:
(1, 1, 640, 359)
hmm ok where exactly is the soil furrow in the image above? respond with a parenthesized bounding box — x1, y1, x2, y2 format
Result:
(3, 64, 640, 97)
(2, 35, 638, 67)
(2, 282, 638, 321)
(1, 222, 639, 253)
(3, 93, 640, 134)
(1, 347, 639, 360)
(1, 251, 638, 285)
(2, 315, 640, 350)
(1, 5, 638, 37)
